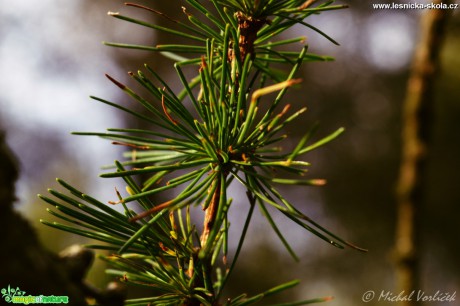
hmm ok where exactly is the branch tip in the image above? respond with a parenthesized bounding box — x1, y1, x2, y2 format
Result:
(300, 0, 317, 10)
(311, 179, 327, 186)
(105, 74, 126, 89)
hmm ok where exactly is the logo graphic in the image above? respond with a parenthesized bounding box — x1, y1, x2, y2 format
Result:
(1, 285, 26, 303)
(1, 285, 69, 304)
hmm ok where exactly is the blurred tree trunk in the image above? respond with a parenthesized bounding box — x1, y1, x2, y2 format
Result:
(395, 1, 452, 305)
(0, 133, 87, 305)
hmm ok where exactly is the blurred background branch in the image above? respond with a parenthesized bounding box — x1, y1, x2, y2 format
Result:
(395, 1, 453, 305)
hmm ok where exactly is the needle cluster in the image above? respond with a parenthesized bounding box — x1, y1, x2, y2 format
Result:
(40, 1, 365, 305)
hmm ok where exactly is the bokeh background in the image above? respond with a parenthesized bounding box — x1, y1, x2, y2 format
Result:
(1, 0, 459, 305)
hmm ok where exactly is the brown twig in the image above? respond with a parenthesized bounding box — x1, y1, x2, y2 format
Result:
(235, 12, 266, 61)
(200, 176, 221, 248)
(395, 2, 452, 305)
